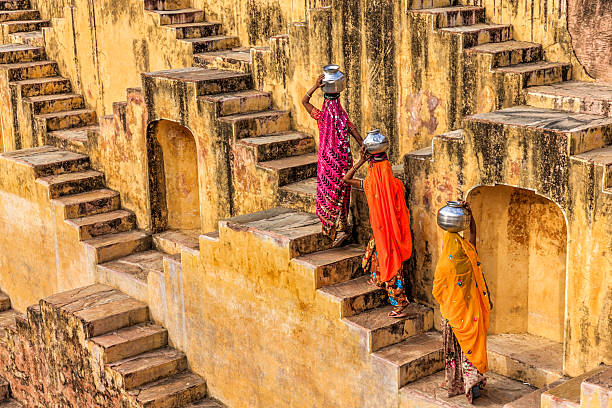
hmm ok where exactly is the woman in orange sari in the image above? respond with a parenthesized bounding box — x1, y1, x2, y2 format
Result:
(343, 147, 413, 317)
(432, 206, 492, 403)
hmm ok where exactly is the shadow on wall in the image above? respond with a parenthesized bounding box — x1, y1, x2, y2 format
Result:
(467, 185, 567, 343)
(147, 120, 201, 233)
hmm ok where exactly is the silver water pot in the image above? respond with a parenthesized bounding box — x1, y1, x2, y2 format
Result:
(321, 64, 346, 94)
(437, 201, 471, 232)
(363, 129, 389, 154)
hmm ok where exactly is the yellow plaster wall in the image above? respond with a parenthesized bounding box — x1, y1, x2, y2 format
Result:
(142, 223, 405, 408)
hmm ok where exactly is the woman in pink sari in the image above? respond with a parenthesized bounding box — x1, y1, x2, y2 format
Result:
(302, 74, 363, 246)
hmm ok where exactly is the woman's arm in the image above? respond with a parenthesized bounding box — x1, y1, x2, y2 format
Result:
(342, 147, 369, 188)
(347, 122, 364, 146)
(301, 74, 325, 115)
(461, 201, 477, 248)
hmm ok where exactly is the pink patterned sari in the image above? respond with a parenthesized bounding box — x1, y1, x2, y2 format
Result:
(310, 97, 354, 237)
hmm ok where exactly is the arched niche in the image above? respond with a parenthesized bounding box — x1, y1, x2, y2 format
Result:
(146, 120, 201, 233)
(467, 185, 568, 343)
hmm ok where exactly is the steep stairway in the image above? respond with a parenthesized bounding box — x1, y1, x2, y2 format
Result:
(0, 285, 223, 407)
(0, 293, 22, 407)
(144, 0, 258, 73)
(3, 146, 153, 269)
(0, 0, 99, 153)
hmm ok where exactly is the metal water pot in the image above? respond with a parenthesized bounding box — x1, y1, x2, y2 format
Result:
(437, 201, 471, 232)
(363, 129, 390, 154)
(321, 64, 346, 94)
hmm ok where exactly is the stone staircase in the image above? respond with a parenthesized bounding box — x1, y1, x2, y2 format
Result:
(0, 284, 222, 407)
(0, 0, 99, 153)
(144, 0, 257, 73)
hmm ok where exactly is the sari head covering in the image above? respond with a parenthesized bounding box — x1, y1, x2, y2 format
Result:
(363, 158, 412, 282)
(314, 97, 353, 233)
(432, 232, 492, 374)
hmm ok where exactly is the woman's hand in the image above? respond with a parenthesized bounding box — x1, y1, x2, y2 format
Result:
(358, 145, 370, 164)
(315, 74, 325, 88)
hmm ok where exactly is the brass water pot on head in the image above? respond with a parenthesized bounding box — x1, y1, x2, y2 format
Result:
(437, 201, 471, 232)
(363, 129, 390, 154)
(321, 64, 346, 94)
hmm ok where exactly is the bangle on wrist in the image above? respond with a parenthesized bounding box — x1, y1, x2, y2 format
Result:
(305, 91, 312, 98)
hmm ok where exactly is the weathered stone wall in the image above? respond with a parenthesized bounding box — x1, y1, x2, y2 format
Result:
(0, 300, 123, 406)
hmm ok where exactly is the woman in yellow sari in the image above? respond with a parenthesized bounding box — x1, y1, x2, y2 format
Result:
(432, 205, 492, 403)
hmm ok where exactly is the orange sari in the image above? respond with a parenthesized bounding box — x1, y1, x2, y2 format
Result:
(363, 160, 412, 282)
(432, 232, 492, 374)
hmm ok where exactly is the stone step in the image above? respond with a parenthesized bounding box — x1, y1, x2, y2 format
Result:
(372, 331, 444, 388)
(502, 379, 565, 408)
(83, 230, 152, 264)
(46, 124, 99, 154)
(200, 89, 270, 117)
(438, 23, 511, 48)
(0, 0, 30, 11)
(96, 250, 164, 301)
(0, 377, 8, 400)
(466, 106, 612, 155)
(0, 400, 22, 408)
(1, 145, 89, 177)
(292, 243, 364, 288)
(108, 347, 188, 389)
(11, 75, 71, 97)
(218, 109, 291, 139)
(153, 8, 204, 25)
(0, 291, 10, 312)
(278, 177, 316, 213)
(0, 43, 43, 64)
(167, 21, 221, 39)
(184, 399, 224, 408)
(90, 321, 168, 364)
(318, 275, 387, 317)
(2, 59, 57, 81)
(526, 80, 612, 117)
(152, 230, 199, 255)
(344, 303, 434, 352)
(411, 5, 485, 28)
(143, 67, 252, 97)
(36, 108, 97, 132)
(580, 366, 611, 408)
(257, 153, 318, 186)
(1, 18, 48, 33)
(237, 131, 315, 162)
(8, 29, 42, 46)
(24, 92, 84, 114)
(53, 188, 120, 219)
(541, 366, 609, 408)
(494, 61, 571, 88)
(465, 40, 543, 68)
(65, 209, 137, 240)
(487, 333, 564, 388)
(220, 207, 332, 258)
(37, 169, 105, 198)
(43, 284, 149, 338)
(193, 48, 252, 73)
(399, 370, 537, 407)
(127, 371, 207, 408)
(144, 0, 190, 11)
(182, 35, 240, 54)
(406, 0, 456, 10)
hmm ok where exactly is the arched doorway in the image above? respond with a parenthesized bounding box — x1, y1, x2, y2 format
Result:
(467, 185, 567, 343)
(147, 120, 201, 233)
